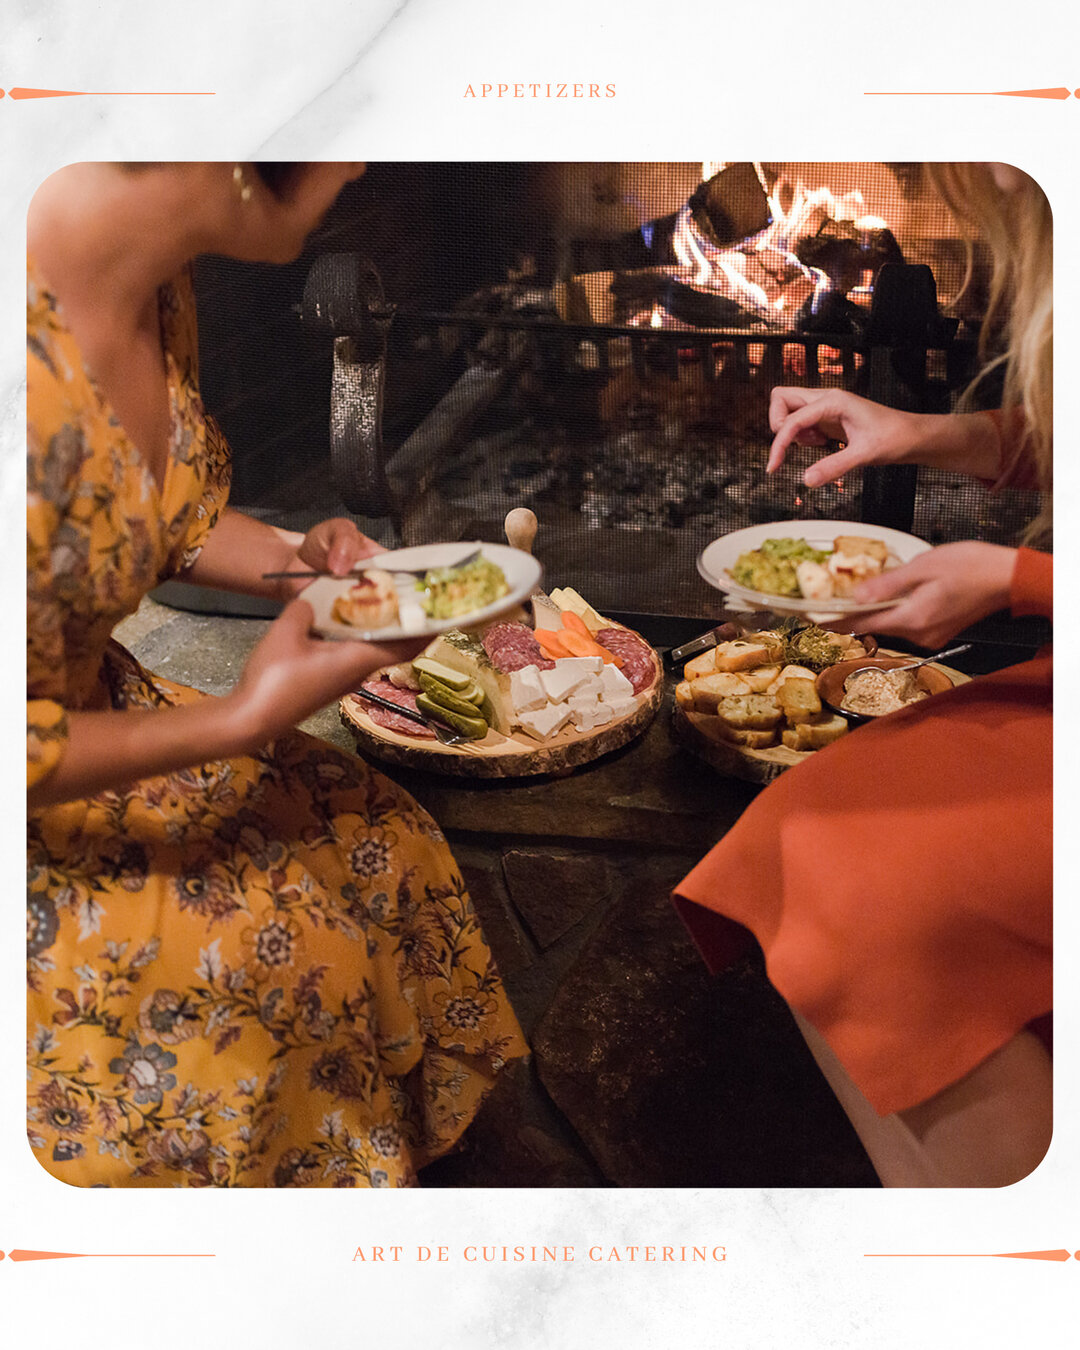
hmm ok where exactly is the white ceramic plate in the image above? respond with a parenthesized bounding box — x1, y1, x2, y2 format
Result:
(697, 520, 932, 622)
(305, 542, 542, 641)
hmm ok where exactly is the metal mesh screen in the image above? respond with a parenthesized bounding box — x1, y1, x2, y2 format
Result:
(192, 163, 1044, 622)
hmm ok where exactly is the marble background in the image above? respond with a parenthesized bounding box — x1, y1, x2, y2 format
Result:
(2, 2, 1077, 1346)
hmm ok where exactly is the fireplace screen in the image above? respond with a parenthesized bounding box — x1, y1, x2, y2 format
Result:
(192, 162, 1043, 622)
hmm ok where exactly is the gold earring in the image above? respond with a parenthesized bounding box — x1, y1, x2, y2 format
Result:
(232, 163, 253, 203)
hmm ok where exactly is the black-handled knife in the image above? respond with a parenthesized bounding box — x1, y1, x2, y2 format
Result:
(669, 614, 777, 664)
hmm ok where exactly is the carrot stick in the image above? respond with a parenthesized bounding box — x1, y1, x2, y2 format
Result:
(558, 629, 604, 658)
(535, 629, 572, 659)
(555, 628, 625, 667)
(561, 611, 593, 637)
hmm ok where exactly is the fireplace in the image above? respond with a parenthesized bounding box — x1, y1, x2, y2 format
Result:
(188, 162, 1043, 627)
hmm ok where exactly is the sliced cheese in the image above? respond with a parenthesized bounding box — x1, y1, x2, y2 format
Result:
(540, 657, 603, 702)
(570, 700, 615, 731)
(572, 671, 605, 700)
(548, 586, 605, 630)
(597, 664, 634, 702)
(516, 702, 574, 741)
(531, 594, 565, 631)
(510, 664, 549, 713)
(602, 695, 637, 720)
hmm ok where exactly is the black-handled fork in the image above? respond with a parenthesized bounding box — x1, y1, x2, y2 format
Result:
(352, 687, 472, 748)
(262, 547, 483, 583)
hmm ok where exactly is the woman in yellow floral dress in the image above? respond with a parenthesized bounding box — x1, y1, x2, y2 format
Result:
(27, 162, 527, 1187)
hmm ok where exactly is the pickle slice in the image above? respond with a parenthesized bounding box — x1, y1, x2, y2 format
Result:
(415, 694, 488, 739)
(417, 673, 486, 721)
(411, 657, 473, 691)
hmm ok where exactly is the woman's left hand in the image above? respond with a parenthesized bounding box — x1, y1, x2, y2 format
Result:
(848, 541, 1017, 649)
(282, 518, 385, 596)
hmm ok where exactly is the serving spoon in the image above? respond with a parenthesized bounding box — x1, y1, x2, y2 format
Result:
(847, 642, 972, 681)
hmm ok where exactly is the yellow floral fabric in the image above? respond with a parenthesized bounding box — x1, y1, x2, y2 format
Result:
(27, 260, 526, 1186)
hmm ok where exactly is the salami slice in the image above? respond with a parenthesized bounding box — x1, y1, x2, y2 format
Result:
(595, 628, 656, 694)
(482, 622, 555, 673)
(359, 680, 436, 739)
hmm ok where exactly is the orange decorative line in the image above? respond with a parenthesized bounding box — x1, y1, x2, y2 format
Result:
(864, 87, 1072, 99)
(4, 1249, 214, 1261)
(5, 87, 215, 99)
(865, 1249, 1073, 1261)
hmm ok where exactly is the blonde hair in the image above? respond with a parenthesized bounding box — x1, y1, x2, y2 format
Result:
(928, 163, 1052, 541)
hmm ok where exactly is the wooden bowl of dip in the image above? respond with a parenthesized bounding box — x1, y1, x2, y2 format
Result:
(817, 656, 955, 723)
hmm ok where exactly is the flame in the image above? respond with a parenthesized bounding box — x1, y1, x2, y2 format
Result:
(665, 165, 890, 328)
(671, 210, 714, 286)
(649, 304, 663, 328)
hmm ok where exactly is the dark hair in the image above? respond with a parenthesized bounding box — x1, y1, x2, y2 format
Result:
(117, 161, 305, 199)
(252, 163, 307, 197)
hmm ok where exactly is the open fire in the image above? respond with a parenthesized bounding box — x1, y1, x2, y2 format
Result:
(197, 161, 1039, 622)
(633, 161, 897, 333)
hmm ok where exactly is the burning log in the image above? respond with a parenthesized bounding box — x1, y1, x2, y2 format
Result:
(795, 216, 904, 293)
(608, 271, 746, 329)
(688, 162, 772, 248)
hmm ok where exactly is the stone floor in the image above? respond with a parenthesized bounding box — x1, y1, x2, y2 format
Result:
(115, 596, 879, 1189)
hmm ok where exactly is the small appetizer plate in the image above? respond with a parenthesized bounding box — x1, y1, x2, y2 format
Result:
(304, 541, 542, 641)
(697, 519, 931, 622)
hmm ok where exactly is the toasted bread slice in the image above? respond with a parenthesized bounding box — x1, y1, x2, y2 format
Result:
(740, 664, 781, 693)
(834, 535, 888, 565)
(714, 640, 772, 672)
(331, 569, 400, 629)
(711, 724, 779, 748)
(788, 712, 849, 749)
(684, 650, 719, 680)
(776, 677, 822, 724)
(715, 693, 783, 730)
(743, 630, 787, 662)
(766, 663, 818, 695)
(689, 672, 756, 711)
(686, 712, 778, 749)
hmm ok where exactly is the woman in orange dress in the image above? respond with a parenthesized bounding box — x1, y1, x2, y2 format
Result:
(674, 163, 1052, 1186)
(27, 162, 527, 1187)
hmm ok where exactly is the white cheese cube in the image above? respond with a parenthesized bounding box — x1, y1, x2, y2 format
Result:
(602, 696, 637, 720)
(540, 657, 603, 703)
(571, 700, 615, 731)
(510, 664, 549, 713)
(515, 702, 574, 741)
(573, 671, 605, 699)
(597, 664, 634, 702)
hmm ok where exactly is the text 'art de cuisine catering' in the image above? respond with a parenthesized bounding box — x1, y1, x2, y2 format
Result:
(352, 1245, 728, 1263)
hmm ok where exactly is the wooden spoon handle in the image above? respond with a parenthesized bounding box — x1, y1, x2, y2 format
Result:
(504, 507, 538, 554)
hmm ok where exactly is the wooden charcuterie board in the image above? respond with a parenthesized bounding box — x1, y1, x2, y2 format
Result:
(672, 652, 970, 786)
(340, 623, 664, 779)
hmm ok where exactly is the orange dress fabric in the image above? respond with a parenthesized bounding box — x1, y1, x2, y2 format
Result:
(674, 547, 1051, 1116)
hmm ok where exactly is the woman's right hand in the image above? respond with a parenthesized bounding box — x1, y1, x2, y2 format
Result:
(766, 388, 926, 485)
(226, 599, 427, 750)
